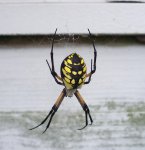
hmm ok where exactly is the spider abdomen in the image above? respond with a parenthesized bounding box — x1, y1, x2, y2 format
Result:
(61, 53, 87, 90)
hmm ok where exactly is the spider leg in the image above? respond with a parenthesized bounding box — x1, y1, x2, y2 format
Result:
(78, 110, 88, 130)
(46, 59, 63, 85)
(29, 89, 66, 133)
(88, 28, 97, 74)
(29, 109, 53, 130)
(51, 28, 57, 72)
(46, 28, 63, 85)
(74, 90, 93, 130)
(42, 110, 55, 133)
(84, 59, 93, 85)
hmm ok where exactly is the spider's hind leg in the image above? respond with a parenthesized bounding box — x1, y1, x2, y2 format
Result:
(29, 88, 66, 133)
(74, 90, 93, 130)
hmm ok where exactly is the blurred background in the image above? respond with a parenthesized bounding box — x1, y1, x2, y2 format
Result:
(0, 0, 145, 150)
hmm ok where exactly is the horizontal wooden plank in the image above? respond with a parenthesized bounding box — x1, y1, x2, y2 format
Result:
(0, 37, 145, 111)
(0, 3, 145, 35)
(0, 0, 144, 3)
(1, 0, 104, 3)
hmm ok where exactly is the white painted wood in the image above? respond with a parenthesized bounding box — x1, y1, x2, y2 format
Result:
(0, 0, 144, 3)
(0, 0, 105, 3)
(0, 39, 145, 111)
(0, 3, 145, 35)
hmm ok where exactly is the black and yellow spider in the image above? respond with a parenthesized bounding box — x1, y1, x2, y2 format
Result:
(30, 29, 97, 133)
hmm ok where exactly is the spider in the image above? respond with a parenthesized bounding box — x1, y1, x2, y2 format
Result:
(30, 28, 97, 133)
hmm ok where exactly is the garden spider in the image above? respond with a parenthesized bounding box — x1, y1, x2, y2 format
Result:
(30, 28, 97, 133)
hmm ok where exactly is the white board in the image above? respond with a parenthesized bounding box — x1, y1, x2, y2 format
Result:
(0, 0, 144, 3)
(0, 2, 145, 35)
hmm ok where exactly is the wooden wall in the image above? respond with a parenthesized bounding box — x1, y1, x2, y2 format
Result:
(0, 0, 145, 35)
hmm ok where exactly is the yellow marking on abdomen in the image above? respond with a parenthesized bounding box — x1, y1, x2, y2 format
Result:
(78, 71, 82, 75)
(64, 60, 71, 68)
(62, 68, 72, 79)
(64, 66, 71, 73)
(79, 79, 82, 84)
(81, 59, 84, 64)
(67, 59, 72, 64)
(71, 79, 75, 84)
(64, 77, 70, 83)
(83, 66, 87, 72)
(72, 71, 77, 75)
(63, 80, 72, 89)
(74, 63, 80, 65)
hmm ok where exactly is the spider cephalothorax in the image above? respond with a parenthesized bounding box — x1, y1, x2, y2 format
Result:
(30, 29, 97, 133)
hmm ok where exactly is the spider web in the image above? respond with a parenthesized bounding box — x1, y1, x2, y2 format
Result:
(25, 32, 120, 50)
(25, 33, 121, 68)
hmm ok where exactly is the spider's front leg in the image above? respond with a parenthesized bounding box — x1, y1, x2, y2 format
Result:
(29, 89, 66, 133)
(46, 59, 63, 85)
(84, 29, 97, 85)
(46, 28, 63, 85)
(74, 90, 93, 130)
